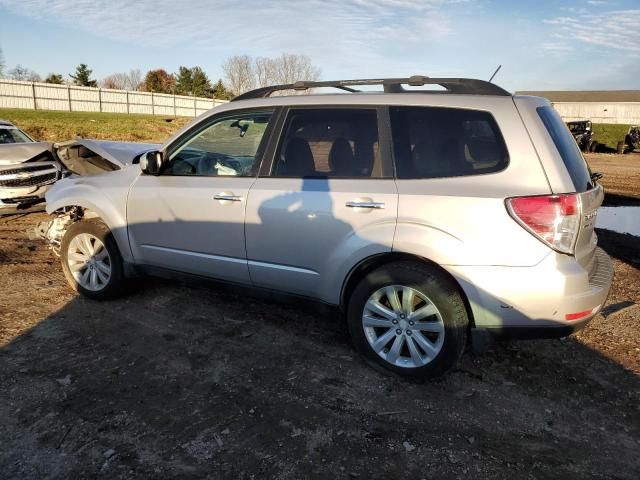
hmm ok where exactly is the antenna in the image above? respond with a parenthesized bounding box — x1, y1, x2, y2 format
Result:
(489, 65, 502, 83)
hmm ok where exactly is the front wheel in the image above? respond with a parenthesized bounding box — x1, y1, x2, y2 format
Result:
(347, 261, 468, 380)
(60, 220, 125, 300)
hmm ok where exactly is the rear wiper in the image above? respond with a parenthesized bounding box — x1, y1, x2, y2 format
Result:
(591, 171, 603, 182)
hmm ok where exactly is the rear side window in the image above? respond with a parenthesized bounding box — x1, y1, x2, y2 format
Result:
(273, 108, 382, 178)
(537, 106, 593, 192)
(390, 106, 509, 179)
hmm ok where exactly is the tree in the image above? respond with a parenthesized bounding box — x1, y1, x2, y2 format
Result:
(222, 55, 255, 97)
(101, 73, 127, 90)
(70, 64, 97, 87)
(8, 64, 41, 82)
(270, 53, 321, 85)
(102, 69, 143, 90)
(212, 79, 233, 100)
(174, 66, 213, 97)
(190, 66, 212, 97)
(125, 69, 143, 91)
(142, 69, 175, 93)
(223, 53, 321, 96)
(174, 66, 193, 96)
(44, 73, 64, 84)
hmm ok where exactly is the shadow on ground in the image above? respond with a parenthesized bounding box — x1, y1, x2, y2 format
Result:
(1, 282, 639, 479)
(0, 214, 639, 479)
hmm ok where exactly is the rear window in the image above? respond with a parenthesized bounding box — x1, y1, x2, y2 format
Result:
(390, 106, 509, 179)
(537, 106, 593, 192)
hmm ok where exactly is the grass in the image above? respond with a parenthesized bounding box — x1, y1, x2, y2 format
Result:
(0, 108, 192, 143)
(591, 123, 631, 150)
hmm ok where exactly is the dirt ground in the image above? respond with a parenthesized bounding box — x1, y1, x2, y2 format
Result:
(0, 207, 638, 479)
(585, 152, 640, 201)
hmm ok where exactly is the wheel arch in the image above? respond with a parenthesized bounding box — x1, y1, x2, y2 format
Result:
(46, 188, 132, 262)
(339, 252, 478, 328)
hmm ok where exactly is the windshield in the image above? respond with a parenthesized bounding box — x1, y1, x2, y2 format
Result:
(0, 127, 34, 144)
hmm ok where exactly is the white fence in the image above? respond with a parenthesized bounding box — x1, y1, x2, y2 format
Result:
(0, 79, 228, 117)
(553, 102, 640, 125)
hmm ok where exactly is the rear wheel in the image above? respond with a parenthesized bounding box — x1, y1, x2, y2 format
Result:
(347, 261, 468, 380)
(60, 220, 125, 300)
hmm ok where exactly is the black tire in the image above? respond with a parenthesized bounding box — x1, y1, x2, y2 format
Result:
(60, 220, 125, 300)
(347, 261, 468, 380)
(617, 141, 625, 155)
(589, 141, 598, 153)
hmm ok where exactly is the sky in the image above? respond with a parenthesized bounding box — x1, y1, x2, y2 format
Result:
(0, 0, 638, 92)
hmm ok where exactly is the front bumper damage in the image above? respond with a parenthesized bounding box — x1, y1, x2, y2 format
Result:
(0, 161, 62, 214)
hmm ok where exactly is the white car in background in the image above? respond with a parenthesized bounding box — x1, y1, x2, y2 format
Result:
(0, 120, 60, 214)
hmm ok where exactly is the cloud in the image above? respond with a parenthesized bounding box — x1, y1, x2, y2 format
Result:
(545, 9, 640, 54)
(0, 0, 469, 50)
(540, 42, 574, 55)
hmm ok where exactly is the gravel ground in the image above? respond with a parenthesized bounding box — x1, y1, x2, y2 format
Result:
(585, 152, 640, 201)
(0, 211, 638, 480)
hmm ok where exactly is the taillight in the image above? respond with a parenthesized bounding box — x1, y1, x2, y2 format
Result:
(506, 193, 581, 254)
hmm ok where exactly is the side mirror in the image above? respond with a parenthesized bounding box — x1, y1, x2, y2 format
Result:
(140, 151, 164, 175)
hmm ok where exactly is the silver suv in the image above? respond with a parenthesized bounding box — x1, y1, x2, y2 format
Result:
(42, 77, 613, 379)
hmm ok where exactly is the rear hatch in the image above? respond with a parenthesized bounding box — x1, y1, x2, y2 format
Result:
(535, 104, 602, 269)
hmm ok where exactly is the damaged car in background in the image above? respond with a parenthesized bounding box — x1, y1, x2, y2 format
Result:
(1, 119, 157, 215)
(0, 120, 61, 214)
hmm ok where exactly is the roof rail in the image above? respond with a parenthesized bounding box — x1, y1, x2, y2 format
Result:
(231, 76, 510, 101)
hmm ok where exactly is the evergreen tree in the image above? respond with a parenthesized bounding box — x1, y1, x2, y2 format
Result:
(44, 73, 64, 84)
(70, 64, 97, 87)
(174, 66, 193, 96)
(191, 66, 212, 97)
(174, 66, 214, 97)
(212, 79, 233, 100)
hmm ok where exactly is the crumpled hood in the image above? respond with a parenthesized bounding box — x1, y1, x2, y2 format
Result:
(0, 142, 53, 165)
(55, 139, 160, 169)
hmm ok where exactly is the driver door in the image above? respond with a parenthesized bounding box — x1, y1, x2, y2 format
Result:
(127, 110, 274, 283)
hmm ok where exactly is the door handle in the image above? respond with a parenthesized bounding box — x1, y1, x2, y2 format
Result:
(214, 192, 244, 202)
(346, 200, 385, 209)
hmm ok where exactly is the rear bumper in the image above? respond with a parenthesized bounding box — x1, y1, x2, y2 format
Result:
(447, 247, 614, 336)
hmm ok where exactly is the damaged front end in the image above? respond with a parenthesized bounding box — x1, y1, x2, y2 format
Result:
(33, 206, 85, 255)
(33, 139, 159, 252)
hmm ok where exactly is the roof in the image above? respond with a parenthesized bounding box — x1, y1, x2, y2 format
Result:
(0, 120, 16, 127)
(515, 90, 640, 102)
(233, 77, 511, 101)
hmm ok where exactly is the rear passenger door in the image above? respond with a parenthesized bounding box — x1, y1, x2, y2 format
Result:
(244, 107, 398, 303)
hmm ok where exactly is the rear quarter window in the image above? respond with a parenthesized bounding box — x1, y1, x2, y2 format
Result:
(537, 106, 593, 192)
(390, 106, 509, 179)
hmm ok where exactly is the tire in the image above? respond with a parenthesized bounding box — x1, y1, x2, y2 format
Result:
(589, 141, 598, 153)
(60, 220, 125, 300)
(617, 141, 625, 155)
(347, 261, 468, 380)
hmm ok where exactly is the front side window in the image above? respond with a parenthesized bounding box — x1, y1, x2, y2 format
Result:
(390, 106, 509, 179)
(163, 111, 272, 177)
(273, 108, 381, 178)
